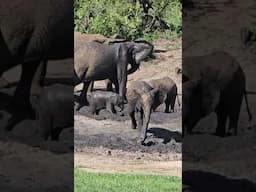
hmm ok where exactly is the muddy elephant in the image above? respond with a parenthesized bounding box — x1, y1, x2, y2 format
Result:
(74, 39, 153, 111)
(149, 77, 180, 113)
(1, 1, 73, 130)
(35, 84, 73, 141)
(127, 81, 166, 144)
(182, 51, 252, 136)
(88, 91, 123, 115)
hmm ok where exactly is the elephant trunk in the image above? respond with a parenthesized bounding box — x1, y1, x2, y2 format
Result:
(135, 43, 154, 64)
(117, 45, 129, 108)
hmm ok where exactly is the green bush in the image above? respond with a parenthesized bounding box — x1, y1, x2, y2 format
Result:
(75, 0, 182, 40)
(75, 0, 144, 39)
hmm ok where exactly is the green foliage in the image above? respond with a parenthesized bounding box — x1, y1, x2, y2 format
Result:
(74, 0, 182, 39)
(75, 0, 144, 39)
(75, 169, 181, 192)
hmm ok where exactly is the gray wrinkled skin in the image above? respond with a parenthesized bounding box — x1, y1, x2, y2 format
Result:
(88, 91, 123, 115)
(149, 77, 180, 113)
(183, 51, 252, 137)
(35, 84, 73, 141)
(127, 81, 163, 144)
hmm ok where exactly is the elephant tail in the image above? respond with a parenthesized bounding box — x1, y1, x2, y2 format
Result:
(244, 90, 252, 122)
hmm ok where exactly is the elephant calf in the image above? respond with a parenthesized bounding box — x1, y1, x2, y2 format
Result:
(183, 51, 252, 136)
(88, 91, 123, 115)
(149, 77, 180, 113)
(35, 84, 73, 141)
(127, 81, 166, 144)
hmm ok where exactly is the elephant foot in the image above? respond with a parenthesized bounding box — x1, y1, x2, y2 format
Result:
(76, 103, 88, 111)
(131, 125, 137, 129)
(137, 135, 146, 145)
(5, 116, 22, 131)
(137, 138, 145, 145)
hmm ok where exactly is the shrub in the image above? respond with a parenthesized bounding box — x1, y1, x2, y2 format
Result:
(74, 0, 182, 39)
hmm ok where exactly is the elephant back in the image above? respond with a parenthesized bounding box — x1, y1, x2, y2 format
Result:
(127, 80, 153, 100)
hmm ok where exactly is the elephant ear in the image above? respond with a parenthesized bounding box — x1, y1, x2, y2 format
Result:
(132, 40, 154, 64)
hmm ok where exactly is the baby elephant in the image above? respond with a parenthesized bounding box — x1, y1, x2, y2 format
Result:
(127, 81, 166, 144)
(35, 84, 73, 141)
(88, 91, 124, 115)
(149, 77, 180, 113)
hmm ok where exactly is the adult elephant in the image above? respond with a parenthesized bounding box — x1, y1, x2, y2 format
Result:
(183, 51, 252, 137)
(74, 39, 154, 110)
(0, 0, 73, 130)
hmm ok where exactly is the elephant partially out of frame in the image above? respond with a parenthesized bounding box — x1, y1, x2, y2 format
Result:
(74, 39, 154, 111)
(182, 51, 252, 137)
(0, 0, 73, 130)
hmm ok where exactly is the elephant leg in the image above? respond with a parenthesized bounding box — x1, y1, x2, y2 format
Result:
(128, 104, 137, 129)
(165, 101, 171, 113)
(228, 95, 243, 136)
(228, 112, 240, 136)
(106, 79, 113, 92)
(38, 115, 52, 141)
(107, 103, 116, 114)
(137, 108, 143, 130)
(170, 94, 177, 113)
(215, 105, 228, 137)
(77, 81, 90, 111)
(51, 127, 64, 141)
(139, 110, 147, 144)
(112, 77, 128, 105)
(111, 77, 119, 93)
(88, 81, 94, 92)
(6, 60, 41, 131)
(95, 109, 100, 115)
(165, 95, 172, 113)
(130, 111, 137, 129)
(89, 103, 96, 115)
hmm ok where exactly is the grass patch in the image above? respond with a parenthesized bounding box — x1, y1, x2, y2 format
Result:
(75, 169, 181, 192)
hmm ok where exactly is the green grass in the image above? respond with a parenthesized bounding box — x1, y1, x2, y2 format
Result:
(75, 169, 181, 192)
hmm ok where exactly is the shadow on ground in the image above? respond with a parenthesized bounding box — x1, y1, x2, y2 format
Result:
(183, 170, 256, 192)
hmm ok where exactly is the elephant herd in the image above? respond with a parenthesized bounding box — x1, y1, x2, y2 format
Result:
(74, 32, 180, 144)
(0, 1, 252, 144)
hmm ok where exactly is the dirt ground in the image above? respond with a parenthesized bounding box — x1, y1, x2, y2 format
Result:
(74, 38, 182, 176)
(183, 0, 256, 185)
(0, 59, 74, 191)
